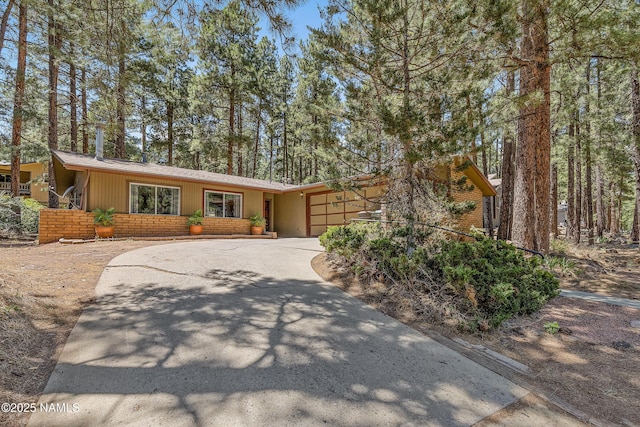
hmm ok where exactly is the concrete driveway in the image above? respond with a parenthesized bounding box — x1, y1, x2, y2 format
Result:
(30, 238, 526, 426)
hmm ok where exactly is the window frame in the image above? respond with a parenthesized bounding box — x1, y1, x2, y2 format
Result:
(129, 182, 181, 216)
(203, 189, 243, 219)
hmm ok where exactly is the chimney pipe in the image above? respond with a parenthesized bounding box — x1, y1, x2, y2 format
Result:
(95, 124, 104, 161)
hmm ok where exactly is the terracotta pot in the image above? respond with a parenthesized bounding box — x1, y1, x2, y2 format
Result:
(95, 225, 115, 239)
(250, 226, 264, 235)
(189, 224, 203, 235)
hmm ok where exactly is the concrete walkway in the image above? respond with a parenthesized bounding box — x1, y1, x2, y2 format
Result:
(560, 289, 640, 309)
(30, 239, 528, 427)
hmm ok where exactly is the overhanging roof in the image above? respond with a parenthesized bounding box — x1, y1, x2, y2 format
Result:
(52, 150, 299, 193)
(52, 150, 496, 197)
(453, 156, 497, 197)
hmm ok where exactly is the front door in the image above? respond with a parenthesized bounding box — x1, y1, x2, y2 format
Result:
(264, 200, 271, 231)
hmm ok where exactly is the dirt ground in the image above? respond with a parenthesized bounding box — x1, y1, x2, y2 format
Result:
(0, 238, 638, 426)
(0, 239, 166, 427)
(312, 241, 640, 427)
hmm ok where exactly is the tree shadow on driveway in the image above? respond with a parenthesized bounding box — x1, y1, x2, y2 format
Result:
(30, 264, 525, 427)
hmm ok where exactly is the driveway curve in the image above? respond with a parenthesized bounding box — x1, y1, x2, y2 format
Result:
(30, 238, 525, 426)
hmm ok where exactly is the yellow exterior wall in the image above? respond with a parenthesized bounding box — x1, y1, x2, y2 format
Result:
(274, 191, 308, 237)
(275, 184, 387, 238)
(87, 171, 264, 219)
(0, 162, 49, 204)
(275, 179, 483, 238)
(22, 163, 49, 204)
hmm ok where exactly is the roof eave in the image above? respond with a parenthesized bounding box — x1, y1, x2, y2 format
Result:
(53, 151, 290, 193)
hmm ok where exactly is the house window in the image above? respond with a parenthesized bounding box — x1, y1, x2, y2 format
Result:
(130, 183, 180, 215)
(204, 191, 242, 218)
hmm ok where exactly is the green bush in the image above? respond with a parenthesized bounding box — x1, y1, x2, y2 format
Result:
(20, 198, 43, 234)
(319, 222, 381, 258)
(320, 223, 560, 330)
(0, 194, 43, 236)
(432, 238, 559, 328)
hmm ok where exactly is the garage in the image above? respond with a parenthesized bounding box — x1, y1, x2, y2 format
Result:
(306, 188, 383, 237)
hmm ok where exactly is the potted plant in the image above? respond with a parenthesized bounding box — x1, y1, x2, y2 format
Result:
(187, 209, 204, 235)
(93, 207, 115, 238)
(249, 213, 266, 235)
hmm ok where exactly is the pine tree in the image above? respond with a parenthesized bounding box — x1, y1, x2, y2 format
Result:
(197, 1, 260, 175)
(10, 1, 27, 198)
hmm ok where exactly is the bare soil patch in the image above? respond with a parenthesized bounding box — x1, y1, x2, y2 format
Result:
(558, 243, 640, 300)
(0, 239, 165, 427)
(312, 247, 640, 427)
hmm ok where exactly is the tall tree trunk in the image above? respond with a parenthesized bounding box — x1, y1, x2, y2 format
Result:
(115, 48, 126, 159)
(0, 0, 14, 56)
(497, 71, 515, 241)
(238, 103, 243, 176)
(140, 96, 147, 154)
(567, 122, 576, 239)
(512, 0, 551, 254)
(596, 168, 606, 236)
(480, 110, 493, 237)
(610, 182, 619, 235)
(167, 101, 174, 166)
(585, 61, 594, 245)
(47, 0, 60, 208)
(313, 114, 319, 178)
(633, 200, 639, 242)
(81, 68, 89, 154)
(269, 133, 273, 181)
(228, 67, 235, 175)
(298, 138, 303, 184)
(574, 113, 582, 244)
(595, 59, 605, 237)
(551, 162, 558, 238)
(253, 104, 261, 178)
(69, 44, 78, 152)
(10, 1, 27, 198)
(401, 0, 416, 251)
(631, 63, 640, 245)
(617, 176, 624, 235)
(283, 109, 288, 181)
(466, 94, 477, 163)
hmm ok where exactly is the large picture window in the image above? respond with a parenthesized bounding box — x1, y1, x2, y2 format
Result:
(130, 183, 180, 215)
(205, 191, 242, 218)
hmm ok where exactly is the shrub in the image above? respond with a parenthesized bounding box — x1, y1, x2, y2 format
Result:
(0, 194, 43, 237)
(320, 223, 560, 330)
(431, 238, 559, 329)
(319, 222, 381, 259)
(20, 198, 43, 234)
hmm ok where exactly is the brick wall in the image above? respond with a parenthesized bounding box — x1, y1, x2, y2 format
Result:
(452, 184, 484, 232)
(38, 209, 251, 244)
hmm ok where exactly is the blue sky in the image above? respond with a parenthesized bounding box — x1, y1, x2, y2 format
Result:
(287, 0, 326, 41)
(258, 0, 327, 51)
